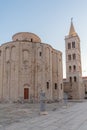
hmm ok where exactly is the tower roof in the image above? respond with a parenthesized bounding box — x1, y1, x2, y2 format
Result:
(69, 18, 77, 36)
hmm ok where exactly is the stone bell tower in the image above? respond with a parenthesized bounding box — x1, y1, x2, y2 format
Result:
(65, 19, 84, 99)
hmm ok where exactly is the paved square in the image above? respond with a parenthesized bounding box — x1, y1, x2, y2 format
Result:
(0, 101, 87, 130)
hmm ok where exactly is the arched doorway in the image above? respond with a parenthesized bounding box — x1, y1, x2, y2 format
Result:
(24, 84, 29, 99)
(24, 88, 29, 99)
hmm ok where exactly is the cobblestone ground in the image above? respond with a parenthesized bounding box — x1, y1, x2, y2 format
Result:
(0, 100, 86, 130)
(0, 101, 66, 126)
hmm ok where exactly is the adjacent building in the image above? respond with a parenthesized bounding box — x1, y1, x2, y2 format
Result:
(82, 77, 87, 99)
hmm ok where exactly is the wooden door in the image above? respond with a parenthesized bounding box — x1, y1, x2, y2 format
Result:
(24, 88, 29, 99)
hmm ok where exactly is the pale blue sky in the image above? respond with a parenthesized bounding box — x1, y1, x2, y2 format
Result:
(0, 0, 87, 77)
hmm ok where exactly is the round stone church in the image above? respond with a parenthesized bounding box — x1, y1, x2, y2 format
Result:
(0, 32, 63, 102)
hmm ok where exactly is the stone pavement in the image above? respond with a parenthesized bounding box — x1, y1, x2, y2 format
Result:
(1, 101, 87, 130)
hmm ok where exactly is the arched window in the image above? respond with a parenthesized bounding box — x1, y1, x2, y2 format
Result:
(69, 66, 72, 72)
(39, 52, 42, 56)
(69, 77, 72, 83)
(72, 42, 75, 48)
(68, 43, 71, 49)
(73, 53, 76, 60)
(47, 82, 49, 89)
(73, 65, 76, 71)
(54, 83, 57, 89)
(68, 55, 71, 60)
(74, 76, 77, 82)
(31, 38, 33, 42)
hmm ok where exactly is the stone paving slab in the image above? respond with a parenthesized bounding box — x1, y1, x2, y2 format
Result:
(0, 101, 87, 130)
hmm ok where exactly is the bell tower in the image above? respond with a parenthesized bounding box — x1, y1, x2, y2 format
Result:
(65, 19, 84, 99)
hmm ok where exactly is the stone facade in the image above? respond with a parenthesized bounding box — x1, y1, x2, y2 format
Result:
(0, 32, 63, 102)
(64, 20, 85, 99)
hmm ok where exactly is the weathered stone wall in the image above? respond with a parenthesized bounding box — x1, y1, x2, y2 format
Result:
(52, 50, 63, 101)
(0, 32, 63, 102)
(12, 32, 41, 43)
(65, 29, 84, 99)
